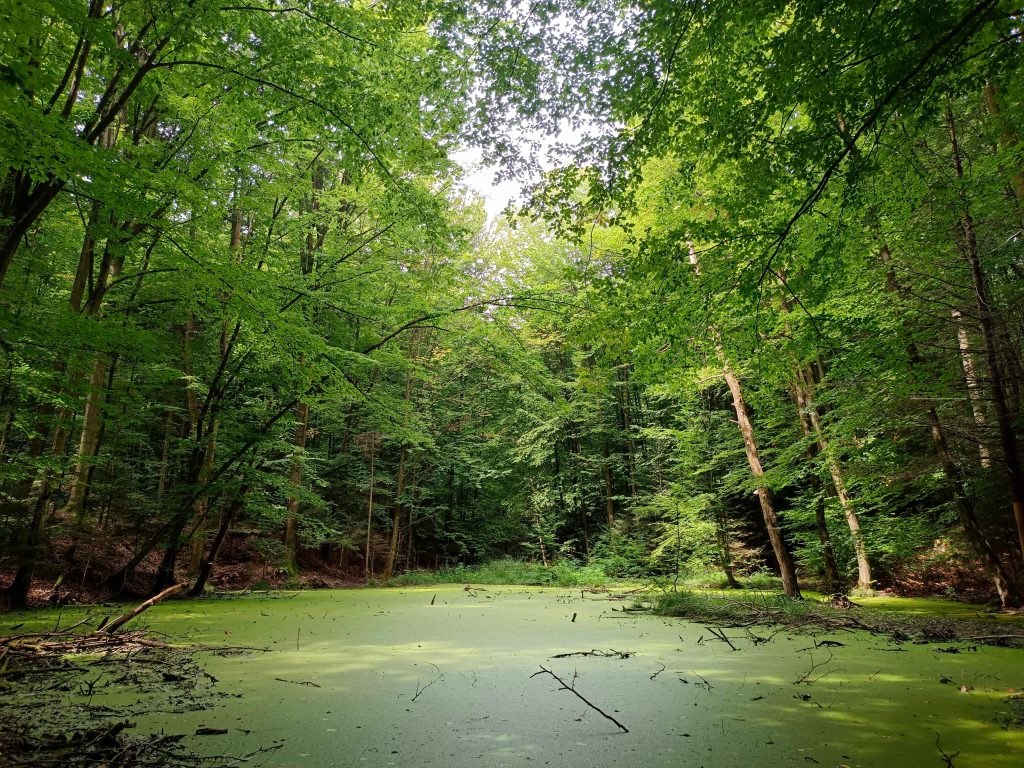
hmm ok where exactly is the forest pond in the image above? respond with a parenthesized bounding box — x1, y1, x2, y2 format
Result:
(4, 586, 1023, 767)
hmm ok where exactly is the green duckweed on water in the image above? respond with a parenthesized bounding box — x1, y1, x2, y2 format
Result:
(2, 586, 1023, 768)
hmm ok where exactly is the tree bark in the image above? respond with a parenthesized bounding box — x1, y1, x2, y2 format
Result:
(947, 104, 1024, 560)
(952, 308, 992, 467)
(877, 239, 1021, 606)
(64, 355, 111, 521)
(190, 487, 248, 597)
(797, 366, 873, 591)
(720, 364, 801, 597)
(283, 401, 309, 575)
(791, 369, 840, 594)
(689, 243, 800, 597)
(602, 441, 616, 530)
(364, 441, 377, 578)
(382, 448, 408, 581)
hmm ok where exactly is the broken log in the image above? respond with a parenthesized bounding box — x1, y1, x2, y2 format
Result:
(103, 583, 184, 634)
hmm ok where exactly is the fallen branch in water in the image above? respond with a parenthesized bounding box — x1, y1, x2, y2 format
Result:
(935, 732, 960, 767)
(531, 665, 629, 733)
(704, 626, 739, 651)
(411, 662, 444, 702)
(274, 677, 321, 688)
(551, 648, 632, 659)
(793, 647, 837, 685)
(104, 583, 184, 634)
(1, 629, 173, 663)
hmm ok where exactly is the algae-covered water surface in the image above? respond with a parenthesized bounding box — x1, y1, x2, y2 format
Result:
(4, 586, 1023, 767)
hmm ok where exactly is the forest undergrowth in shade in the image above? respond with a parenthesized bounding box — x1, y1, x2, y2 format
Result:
(4, 0, 1024, 613)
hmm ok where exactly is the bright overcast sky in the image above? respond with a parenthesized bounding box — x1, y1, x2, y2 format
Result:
(452, 121, 588, 223)
(451, 146, 522, 222)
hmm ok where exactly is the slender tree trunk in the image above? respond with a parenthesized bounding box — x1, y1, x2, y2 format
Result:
(283, 401, 308, 575)
(405, 470, 418, 571)
(797, 366, 873, 590)
(713, 506, 742, 589)
(619, 366, 638, 497)
(689, 243, 800, 597)
(64, 355, 110, 521)
(947, 104, 1024, 560)
(720, 364, 801, 597)
(187, 422, 217, 575)
(878, 239, 1021, 606)
(157, 410, 173, 504)
(282, 167, 323, 573)
(382, 448, 407, 581)
(602, 441, 616, 530)
(929, 407, 1021, 606)
(791, 370, 840, 594)
(151, 425, 216, 596)
(190, 487, 248, 597)
(952, 309, 992, 467)
(364, 446, 376, 578)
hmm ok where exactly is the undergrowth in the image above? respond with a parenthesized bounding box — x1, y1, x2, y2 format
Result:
(385, 558, 611, 587)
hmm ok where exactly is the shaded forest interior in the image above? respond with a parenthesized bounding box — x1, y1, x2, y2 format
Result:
(4, 0, 1024, 610)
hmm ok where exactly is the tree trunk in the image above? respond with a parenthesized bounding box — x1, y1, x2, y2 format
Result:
(602, 441, 616, 530)
(877, 238, 1021, 607)
(952, 308, 992, 467)
(791, 369, 840, 594)
(947, 104, 1024, 560)
(283, 402, 308, 575)
(689, 243, 800, 597)
(797, 366, 873, 591)
(63, 355, 110, 521)
(190, 487, 248, 597)
(720, 364, 801, 597)
(382, 448, 407, 581)
(364, 447, 376, 578)
(713, 506, 742, 589)
(619, 366, 638, 497)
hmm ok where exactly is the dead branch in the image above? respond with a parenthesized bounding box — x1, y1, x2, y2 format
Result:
(274, 677, 321, 687)
(551, 648, 632, 659)
(935, 732, 960, 767)
(705, 626, 739, 651)
(103, 583, 184, 634)
(531, 665, 629, 733)
(411, 662, 444, 702)
(793, 647, 837, 685)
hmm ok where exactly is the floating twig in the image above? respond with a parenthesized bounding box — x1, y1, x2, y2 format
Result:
(551, 648, 632, 659)
(704, 626, 739, 651)
(531, 665, 629, 733)
(274, 677, 321, 688)
(412, 662, 444, 702)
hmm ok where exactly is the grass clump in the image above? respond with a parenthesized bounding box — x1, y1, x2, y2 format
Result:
(386, 558, 611, 587)
(652, 589, 808, 624)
